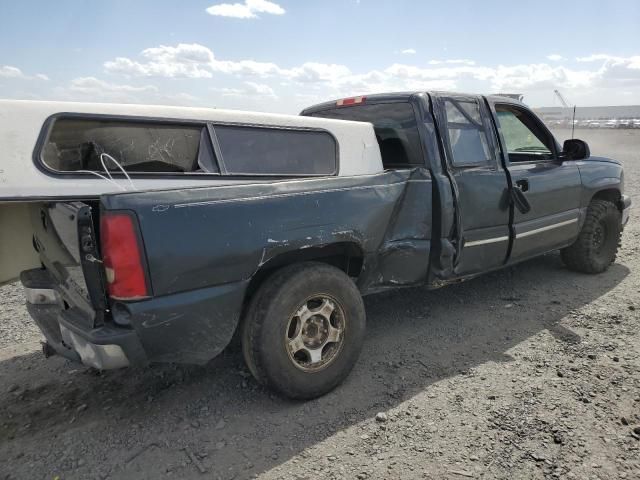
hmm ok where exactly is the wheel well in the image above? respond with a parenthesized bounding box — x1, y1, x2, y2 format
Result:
(592, 189, 621, 209)
(244, 242, 364, 301)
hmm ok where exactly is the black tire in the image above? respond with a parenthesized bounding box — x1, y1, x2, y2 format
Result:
(561, 199, 621, 273)
(241, 262, 365, 400)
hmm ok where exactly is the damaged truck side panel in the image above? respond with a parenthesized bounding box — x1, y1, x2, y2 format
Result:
(100, 169, 433, 363)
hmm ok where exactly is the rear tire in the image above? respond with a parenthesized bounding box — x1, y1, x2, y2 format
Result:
(561, 199, 621, 273)
(241, 262, 366, 400)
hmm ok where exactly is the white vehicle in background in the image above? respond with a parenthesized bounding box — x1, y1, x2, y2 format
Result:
(604, 119, 618, 129)
(631, 119, 640, 129)
(588, 121, 602, 129)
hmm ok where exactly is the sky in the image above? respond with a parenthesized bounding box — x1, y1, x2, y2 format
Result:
(1, 0, 639, 114)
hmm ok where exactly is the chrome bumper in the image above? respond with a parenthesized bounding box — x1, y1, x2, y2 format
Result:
(59, 324, 130, 369)
(22, 273, 145, 370)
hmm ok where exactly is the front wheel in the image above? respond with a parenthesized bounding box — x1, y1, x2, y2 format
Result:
(241, 262, 366, 400)
(561, 199, 621, 273)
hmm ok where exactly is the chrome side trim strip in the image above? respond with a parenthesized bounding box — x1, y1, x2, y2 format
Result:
(174, 181, 406, 208)
(464, 235, 509, 247)
(516, 218, 578, 239)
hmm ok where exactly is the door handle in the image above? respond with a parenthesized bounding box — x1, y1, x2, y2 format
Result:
(511, 182, 531, 214)
(515, 179, 529, 192)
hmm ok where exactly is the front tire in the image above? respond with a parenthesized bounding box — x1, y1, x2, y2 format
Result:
(241, 262, 366, 400)
(561, 199, 621, 273)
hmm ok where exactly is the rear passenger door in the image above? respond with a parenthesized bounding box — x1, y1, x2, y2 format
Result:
(434, 94, 510, 275)
(488, 102, 582, 262)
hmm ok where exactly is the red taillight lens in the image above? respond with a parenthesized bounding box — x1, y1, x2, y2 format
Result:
(337, 96, 366, 107)
(100, 212, 150, 300)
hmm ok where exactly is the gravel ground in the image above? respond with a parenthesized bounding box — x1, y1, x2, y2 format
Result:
(1, 129, 639, 480)
(0, 284, 41, 350)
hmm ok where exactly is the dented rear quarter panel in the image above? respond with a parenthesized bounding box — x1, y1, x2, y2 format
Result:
(101, 169, 433, 298)
(100, 170, 432, 363)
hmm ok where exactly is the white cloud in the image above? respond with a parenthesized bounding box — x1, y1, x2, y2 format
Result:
(386, 63, 493, 82)
(576, 53, 640, 70)
(401, 48, 417, 55)
(57, 77, 201, 106)
(105, 44, 216, 78)
(104, 44, 351, 84)
(70, 77, 158, 94)
(100, 43, 640, 109)
(0, 65, 23, 78)
(287, 62, 352, 83)
(214, 81, 277, 98)
(546, 54, 564, 62)
(576, 54, 620, 62)
(63, 76, 157, 103)
(0, 65, 49, 80)
(490, 64, 594, 91)
(206, 0, 285, 19)
(428, 59, 476, 66)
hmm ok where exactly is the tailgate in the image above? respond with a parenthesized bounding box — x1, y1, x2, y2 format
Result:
(31, 201, 108, 326)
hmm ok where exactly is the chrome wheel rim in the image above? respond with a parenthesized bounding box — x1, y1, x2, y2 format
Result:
(285, 295, 346, 372)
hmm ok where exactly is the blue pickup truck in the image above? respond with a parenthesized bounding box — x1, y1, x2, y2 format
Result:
(5, 92, 630, 399)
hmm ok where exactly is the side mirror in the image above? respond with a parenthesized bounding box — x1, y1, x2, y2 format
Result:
(562, 139, 590, 160)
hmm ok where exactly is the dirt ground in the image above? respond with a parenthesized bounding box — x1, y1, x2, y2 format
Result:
(1, 129, 639, 480)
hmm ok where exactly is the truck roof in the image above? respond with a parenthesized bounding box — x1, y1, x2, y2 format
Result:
(301, 91, 525, 115)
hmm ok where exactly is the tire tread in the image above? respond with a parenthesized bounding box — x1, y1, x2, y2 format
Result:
(241, 262, 365, 399)
(561, 199, 621, 273)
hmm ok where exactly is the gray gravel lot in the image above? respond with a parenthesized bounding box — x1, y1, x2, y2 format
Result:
(0, 284, 40, 350)
(1, 129, 639, 480)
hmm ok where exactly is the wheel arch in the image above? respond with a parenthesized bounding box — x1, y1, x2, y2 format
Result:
(591, 188, 622, 210)
(244, 241, 365, 305)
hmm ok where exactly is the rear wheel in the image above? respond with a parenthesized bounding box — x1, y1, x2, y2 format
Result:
(561, 199, 621, 273)
(241, 262, 366, 400)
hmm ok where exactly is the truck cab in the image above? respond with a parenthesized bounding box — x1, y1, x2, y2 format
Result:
(302, 92, 630, 280)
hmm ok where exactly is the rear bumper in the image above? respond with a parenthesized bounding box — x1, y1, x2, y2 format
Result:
(25, 301, 148, 369)
(620, 195, 631, 228)
(22, 268, 147, 370)
(21, 268, 248, 368)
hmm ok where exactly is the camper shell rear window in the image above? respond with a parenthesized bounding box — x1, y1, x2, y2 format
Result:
(38, 115, 338, 177)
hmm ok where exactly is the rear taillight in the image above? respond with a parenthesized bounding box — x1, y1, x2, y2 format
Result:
(100, 212, 150, 301)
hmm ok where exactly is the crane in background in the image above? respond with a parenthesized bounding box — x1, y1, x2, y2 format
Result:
(554, 89, 577, 138)
(554, 89, 571, 108)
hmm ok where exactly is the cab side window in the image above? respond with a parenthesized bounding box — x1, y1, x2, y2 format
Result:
(495, 104, 555, 162)
(443, 98, 493, 167)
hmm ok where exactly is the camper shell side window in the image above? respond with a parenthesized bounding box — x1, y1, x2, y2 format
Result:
(37, 115, 339, 177)
(40, 116, 217, 175)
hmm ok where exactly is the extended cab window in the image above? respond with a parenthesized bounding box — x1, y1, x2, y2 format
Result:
(495, 105, 555, 162)
(214, 125, 336, 175)
(41, 117, 218, 174)
(443, 98, 493, 167)
(307, 103, 424, 169)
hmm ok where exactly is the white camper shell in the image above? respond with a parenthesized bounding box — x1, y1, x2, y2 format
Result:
(0, 100, 383, 284)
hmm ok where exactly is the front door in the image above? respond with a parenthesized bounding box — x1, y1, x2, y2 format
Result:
(489, 101, 582, 262)
(434, 94, 510, 275)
